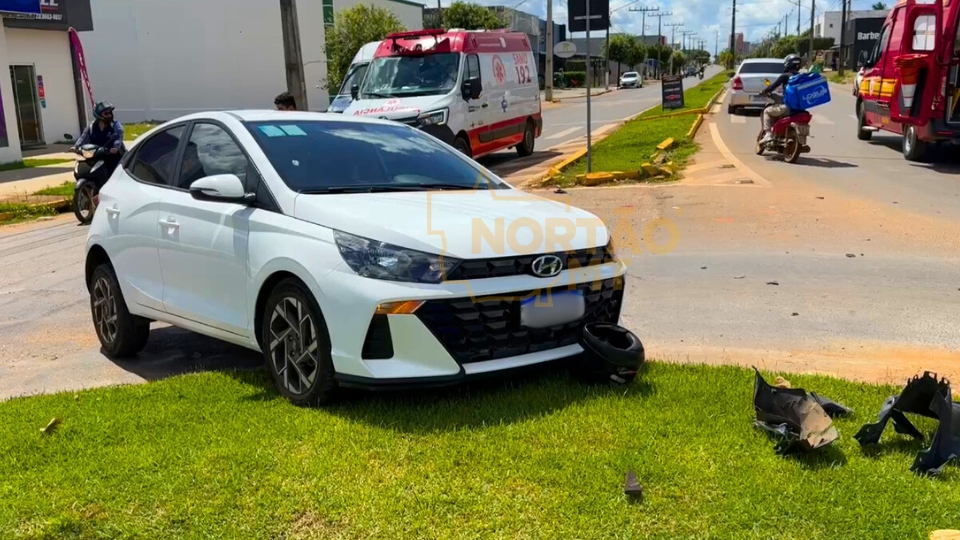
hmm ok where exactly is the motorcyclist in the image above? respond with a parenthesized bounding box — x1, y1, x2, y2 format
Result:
(71, 100, 125, 178)
(758, 54, 802, 145)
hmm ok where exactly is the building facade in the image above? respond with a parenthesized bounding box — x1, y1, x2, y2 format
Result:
(79, 0, 423, 124)
(842, 16, 885, 69)
(815, 9, 888, 44)
(0, 0, 94, 164)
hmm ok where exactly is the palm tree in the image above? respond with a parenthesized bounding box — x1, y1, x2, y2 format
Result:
(871, 2, 887, 9)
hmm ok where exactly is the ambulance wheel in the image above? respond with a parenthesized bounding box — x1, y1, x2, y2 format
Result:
(453, 135, 472, 158)
(516, 121, 535, 157)
(856, 102, 872, 141)
(902, 125, 926, 162)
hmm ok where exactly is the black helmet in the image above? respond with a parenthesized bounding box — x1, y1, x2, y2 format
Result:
(573, 323, 645, 384)
(93, 100, 115, 121)
(784, 54, 802, 72)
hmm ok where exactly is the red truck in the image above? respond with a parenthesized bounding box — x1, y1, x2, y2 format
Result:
(856, 0, 960, 161)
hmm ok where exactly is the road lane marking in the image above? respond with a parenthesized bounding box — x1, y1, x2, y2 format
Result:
(730, 115, 746, 123)
(546, 127, 581, 139)
(708, 122, 772, 187)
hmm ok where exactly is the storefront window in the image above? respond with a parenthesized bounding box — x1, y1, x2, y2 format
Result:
(913, 15, 936, 51)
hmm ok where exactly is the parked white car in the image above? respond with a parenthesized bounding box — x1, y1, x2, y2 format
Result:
(619, 71, 642, 88)
(84, 111, 627, 405)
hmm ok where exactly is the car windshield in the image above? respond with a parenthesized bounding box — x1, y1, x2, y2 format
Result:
(739, 62, 783, 74)
(337, 63, 370, 97)
(623, 72, 638, 78)
(359, 53, 461, 98)
(244, 120, 505, 193)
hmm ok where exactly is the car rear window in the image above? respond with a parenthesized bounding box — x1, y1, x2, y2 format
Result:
(738, 62, 783, 74)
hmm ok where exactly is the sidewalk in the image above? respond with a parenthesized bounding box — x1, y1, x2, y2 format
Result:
(0, 146, 80, 201)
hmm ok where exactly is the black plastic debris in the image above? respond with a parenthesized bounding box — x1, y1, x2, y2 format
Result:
(752, 368, 843, 454)
(811, 392, 854, 418)
(855, 371, 960, 475)
(624, 471, 643, 498)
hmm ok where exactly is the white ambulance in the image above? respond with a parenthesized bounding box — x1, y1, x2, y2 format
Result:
(342, 28, 542, 159)
(327, 41, 380, 114)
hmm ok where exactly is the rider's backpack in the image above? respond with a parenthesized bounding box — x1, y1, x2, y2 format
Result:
(783, 72, 831, 111)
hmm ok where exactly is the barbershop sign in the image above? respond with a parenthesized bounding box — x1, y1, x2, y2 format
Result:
(1, 0, 93, 31)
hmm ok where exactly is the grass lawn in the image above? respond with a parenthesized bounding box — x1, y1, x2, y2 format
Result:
(557, 72, 731, 186)
(0, 202, 58, 224)
(829, 71, 856, 85)
(0, 158, 73, 173)
(2, 362, 958, 539)
(33, 181, 75, 198)
(125, 123, 159, 139)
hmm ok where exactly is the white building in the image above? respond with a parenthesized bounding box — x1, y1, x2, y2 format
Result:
(815, 10, 888, 44)
(80, 0, 424, 124)
(0, 0, 95, 164)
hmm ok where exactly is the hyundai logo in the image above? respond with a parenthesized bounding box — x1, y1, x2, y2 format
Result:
(531, 255, 563, 278)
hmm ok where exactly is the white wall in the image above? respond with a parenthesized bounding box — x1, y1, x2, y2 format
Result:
(0, 23, 24, 164)
(4, 28, 81, 144)
(82, 0, 423, 122)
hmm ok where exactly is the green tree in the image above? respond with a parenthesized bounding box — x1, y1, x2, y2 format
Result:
(624, 39, 647, 69)
(719, 49, 735, 69)
(871, 2, 887, 9)
(443, 2, 507, 30)
(670, 51, 687, 74)
(323, 4, 405, 93)
(604, 34, 647, 72)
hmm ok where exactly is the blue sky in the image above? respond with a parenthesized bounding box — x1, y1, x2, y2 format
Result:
(410, 0, 886, 44)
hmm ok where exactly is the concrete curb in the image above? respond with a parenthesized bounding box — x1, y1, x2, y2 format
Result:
(684, 86, 725, 141)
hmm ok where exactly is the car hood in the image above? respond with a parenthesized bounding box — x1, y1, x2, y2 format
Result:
(342, 95, 449, 121)
(294, 190, 610, 259)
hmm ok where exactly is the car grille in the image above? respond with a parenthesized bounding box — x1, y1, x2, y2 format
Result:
(415, 276, 625, 365)
(445, 245, 614, 281)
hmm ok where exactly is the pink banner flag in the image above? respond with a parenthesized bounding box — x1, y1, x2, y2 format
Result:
(68, 27, 95, 119)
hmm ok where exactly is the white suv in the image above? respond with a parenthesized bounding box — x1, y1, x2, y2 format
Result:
(85, 111, 628, 405)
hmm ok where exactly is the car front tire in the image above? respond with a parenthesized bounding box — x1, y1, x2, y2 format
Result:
(516, 121, 535, 157)
(90, 264, 150, 358)
(261, 278, 338, 406)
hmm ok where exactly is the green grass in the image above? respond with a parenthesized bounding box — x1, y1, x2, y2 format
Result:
(556, 72, 732, 186)
(829, 72, 856, 85)
(33, 181, 74, 198)
(0, 158, 73, 173)
(1, 363, 957, 539)
(125, 123, 159, 139)
(0, 202, 58, 223)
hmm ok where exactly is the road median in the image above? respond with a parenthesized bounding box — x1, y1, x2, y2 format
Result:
(533, 71, 731, 189)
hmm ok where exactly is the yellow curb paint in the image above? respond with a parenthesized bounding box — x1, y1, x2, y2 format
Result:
(930, 531, 960, 540)
(686, 114, 704, 139)
(656, 138, 676, 151)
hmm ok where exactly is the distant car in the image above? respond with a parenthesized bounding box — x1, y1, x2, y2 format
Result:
(619, 71, 642, 88)
(728, 58, 784, 115)
(853, 67, 864, 96)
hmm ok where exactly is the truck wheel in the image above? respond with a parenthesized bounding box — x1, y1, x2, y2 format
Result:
(516, 121, 535, 157)
(856, 102, 872, 141)
(902, 125, 927, 162)
(454, 135, 472, 158)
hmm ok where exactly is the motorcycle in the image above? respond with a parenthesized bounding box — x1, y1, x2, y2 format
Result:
(755, 94, 812, 164)
(71, 143, 113, 225)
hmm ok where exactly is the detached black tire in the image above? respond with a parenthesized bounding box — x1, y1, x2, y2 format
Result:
(261, 278, 338, 406)
(90, 264, 150, 358)
(902, 124, 927, 162)
(454, 135, 472, 158)
(573, 323, 645, 385)
(856, 102, 872, 141)
(516, 121, 535, 157)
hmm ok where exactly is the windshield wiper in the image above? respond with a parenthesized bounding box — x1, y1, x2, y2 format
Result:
(363, 92, 392, 98)
(408, 183, 492, 191)
(299, 185, 432, 194)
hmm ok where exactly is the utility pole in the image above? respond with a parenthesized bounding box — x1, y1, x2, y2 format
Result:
(279, 0, 308, 110)
(666, 22, 683, 74)
(809, 0, 815, 65)
(546, 0, 554, 101)
(651, 11, 671, 78)
(715, 29, 719, 62)
(729, 0, 736, 69)
(629, 5, 660, 77)
(838, 0, 847, 75)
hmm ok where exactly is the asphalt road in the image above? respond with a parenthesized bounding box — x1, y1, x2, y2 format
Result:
(481, 66, 725, 175)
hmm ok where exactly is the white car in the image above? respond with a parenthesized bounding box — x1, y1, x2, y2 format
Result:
(728, 58, 784, 115)
(853, 67, 864, 96)
(84, 110, 628, 405)
(619, 71, 642, 88)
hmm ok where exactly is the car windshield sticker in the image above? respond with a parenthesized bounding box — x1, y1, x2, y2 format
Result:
(258, 125, 286, 137)
(279, 125, 307, 136)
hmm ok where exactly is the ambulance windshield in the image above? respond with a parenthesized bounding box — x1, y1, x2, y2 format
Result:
(359, 53, 461, 99)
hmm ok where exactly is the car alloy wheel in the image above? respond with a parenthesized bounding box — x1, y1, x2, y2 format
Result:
(268, 296, 322, 396)
(92, 275, 119, 346)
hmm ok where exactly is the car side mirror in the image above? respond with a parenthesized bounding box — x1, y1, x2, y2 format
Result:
(351, 84, 359, 100)
(461, 78, 481, 100)
(189, 174, 255, 204)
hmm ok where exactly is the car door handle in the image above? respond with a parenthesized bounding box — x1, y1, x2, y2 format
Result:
(481, 103, 488, 108)
(105, 206, 120, 218)
(159, 218, 179, 228)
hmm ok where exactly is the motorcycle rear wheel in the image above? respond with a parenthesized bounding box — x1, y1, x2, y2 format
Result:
(783, 128, 802, 164)
(74, 184, 97, 225)
(755, 129, 765, 155)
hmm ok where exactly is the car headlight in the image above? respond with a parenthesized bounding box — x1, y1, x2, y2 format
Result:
(417, 108, 448, 127)
(333, 230, 461, 284)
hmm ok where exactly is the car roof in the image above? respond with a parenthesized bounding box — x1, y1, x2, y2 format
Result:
(741, 58, 782, 63)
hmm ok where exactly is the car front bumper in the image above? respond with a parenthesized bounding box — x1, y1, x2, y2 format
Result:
(320, 256, 629, 388)
(729, 89, 773, 108)
(620, 80, 640, 87)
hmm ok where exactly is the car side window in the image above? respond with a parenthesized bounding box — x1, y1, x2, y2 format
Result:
(466, 54, 481, 81)
(178, 123, 251, 190)
(129, 126, 185, 186)
(912, 14, 936, 51)
(872, 25, 890, 65)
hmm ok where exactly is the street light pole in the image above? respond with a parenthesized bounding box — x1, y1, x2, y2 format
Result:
(666, 22, 683, 74)
(809, 0, 815, 65)
(279, 0, 308, 110)
(729, 0, 736, 68)
(546, 0, 554, 101)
